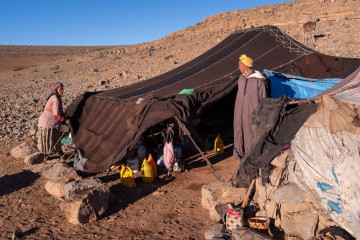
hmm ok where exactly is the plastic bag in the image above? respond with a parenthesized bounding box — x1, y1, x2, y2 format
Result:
(163, 127, 175, 171)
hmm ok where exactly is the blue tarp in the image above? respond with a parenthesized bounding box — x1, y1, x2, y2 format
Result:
(264, 70, 342, 99)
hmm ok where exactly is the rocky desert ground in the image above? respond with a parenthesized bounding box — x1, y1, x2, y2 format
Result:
(0, 0, 359, 239)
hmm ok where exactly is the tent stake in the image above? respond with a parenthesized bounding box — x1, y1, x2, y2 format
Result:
(175, 117, 222, 182)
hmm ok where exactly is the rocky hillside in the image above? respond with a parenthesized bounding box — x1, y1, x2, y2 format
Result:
(0, 0, 359, 143)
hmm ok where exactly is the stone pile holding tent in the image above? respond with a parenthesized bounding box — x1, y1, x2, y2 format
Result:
(11, 145, 111, 225)
(201, 70, 360, 240)
(42, 163, 110, 225)
(203, 150, 332, 239)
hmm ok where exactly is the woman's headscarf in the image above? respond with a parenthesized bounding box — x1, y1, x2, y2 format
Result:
(239, 54, 253, 68)
(51, 82, 63, 95)
(46, 82, 64, 103)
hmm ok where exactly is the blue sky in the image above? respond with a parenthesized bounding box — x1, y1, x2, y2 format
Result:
(0, 0, 289, 46)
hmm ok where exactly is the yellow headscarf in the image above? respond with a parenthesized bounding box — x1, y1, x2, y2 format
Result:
(239, 54, 253, 68)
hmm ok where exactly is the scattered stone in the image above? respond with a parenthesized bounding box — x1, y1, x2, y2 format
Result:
(280, 208, 319, 240)
(29, 127, 37, 136)
(231, 227, 272, 240)
(201, 181, 233, 210)
(209, 202, 223, 222)
(1, 1, 360, 236)
(317, 214, 336, 231)
(271, 150, 288, 168)
(221, 187, 247, 206)
(273, 183, 317, 205)
(11, 143, 37, 159)
(64, 179, 103, 198)
(118, 70, 127, 79)
(23, 152, 44, 165)
(45, 180, 66, 198)
(42, 162, 78, 182)
(60, 179, 110, 224)
(204, 223, 226, 240)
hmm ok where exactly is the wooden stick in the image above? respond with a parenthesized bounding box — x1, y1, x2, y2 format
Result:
(149, 127, 159, 146)
(175, 117, 222, 182)
(241, 178, 256, 209)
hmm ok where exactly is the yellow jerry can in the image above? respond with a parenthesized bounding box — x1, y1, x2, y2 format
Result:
(141, 158, 154, 183)
(214, 133, 224, 154)
(120, 165, 136, 189)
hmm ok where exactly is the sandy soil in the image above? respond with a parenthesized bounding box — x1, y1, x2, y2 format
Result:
(0, 137, 236, 239)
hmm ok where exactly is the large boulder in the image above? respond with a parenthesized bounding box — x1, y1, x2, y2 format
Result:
(201, 181, 233, 210)
(231, 227, 272, 240)
(273, 183, 317, 205)
(204, 223, 226, 240)
(253, 151, 291, 220)
(60, 179, 110, 225)
(221, 187, 248, 206)
(11, 143, 37, 159)
(209, 187, 248, 221)
(270, 150, 288, 168)
(254, 178, 278, 222)
(280, 207, 319, 240)
(202, 181, 247, 221)
(43, 163, 79, 198)
(42, 163, 78, 182)
(45, 180, 66, 198)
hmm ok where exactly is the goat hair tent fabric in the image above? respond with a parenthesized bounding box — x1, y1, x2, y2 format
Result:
(66, 25, 360, 173)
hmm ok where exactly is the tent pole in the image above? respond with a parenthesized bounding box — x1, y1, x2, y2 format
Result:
(175, 116, 222, 182)
(149, 127, 159, 146)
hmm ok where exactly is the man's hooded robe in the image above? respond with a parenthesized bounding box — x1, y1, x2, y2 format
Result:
(233, 70, 266, 159)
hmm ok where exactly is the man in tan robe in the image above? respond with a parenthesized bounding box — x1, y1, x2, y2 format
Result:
(233, 54, 267, 160)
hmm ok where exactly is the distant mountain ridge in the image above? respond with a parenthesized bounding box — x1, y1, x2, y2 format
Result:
(0, 0, 359, 72)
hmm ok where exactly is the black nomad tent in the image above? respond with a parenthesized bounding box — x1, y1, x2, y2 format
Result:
(66, 25, 360, 173)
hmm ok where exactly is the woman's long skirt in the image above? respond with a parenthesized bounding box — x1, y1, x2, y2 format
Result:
(37, 127, 62, 154)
